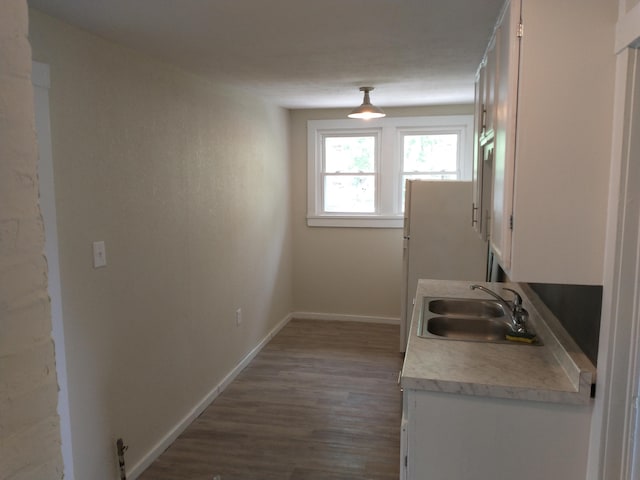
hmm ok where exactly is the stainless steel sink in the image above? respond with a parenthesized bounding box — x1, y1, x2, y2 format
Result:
(417, 297, 542, 345)
(427, 298, 505, 318)
(425, 316, 512, 342)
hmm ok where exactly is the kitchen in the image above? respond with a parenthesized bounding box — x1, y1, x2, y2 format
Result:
(2, 0, 640, 479)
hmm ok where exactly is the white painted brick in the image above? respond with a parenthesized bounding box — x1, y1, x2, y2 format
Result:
(0, 217, 45, 257)
(0, 75, 39, 166)
(0, 379, 58, 438)
(0, 75, 38, 129)
(0, 416, 63, 479)
(0, 254, 48, 307)
(0, 155, 40, 222)
(6, 459, 64, 480)
(0, 292, 51, 356)
(0, 219, 19, 254)
(0, 0, 28, 38)
(0, 339, 57, 398)
(6, 458, 64, 480)
(0, 0, 62, 477)
(0, 38, 32, 80)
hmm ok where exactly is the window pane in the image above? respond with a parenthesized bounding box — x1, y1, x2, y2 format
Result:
(325, 136, 375, 173)
(403, 134, 458, 173)
(324, 175, 375, 213)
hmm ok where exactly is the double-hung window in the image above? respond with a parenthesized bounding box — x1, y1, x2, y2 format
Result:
(307, 115, 473, 227)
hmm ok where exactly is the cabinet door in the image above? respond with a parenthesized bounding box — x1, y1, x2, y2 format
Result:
(474, 17, 498, 240)
(405, 389, 592, 480)
(480, 142, 494, 242)
(472, 70, 484, 234)
(491, 0, 521, 269)
(400, 413, 408, 479)
(472, 133, 494, 241)
(483, 35, 498, 138)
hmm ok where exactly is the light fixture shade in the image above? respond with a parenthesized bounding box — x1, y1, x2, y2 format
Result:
(348, 87, 386, 119)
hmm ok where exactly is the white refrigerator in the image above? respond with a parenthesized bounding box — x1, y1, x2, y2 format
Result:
(400, 180, 488, 351)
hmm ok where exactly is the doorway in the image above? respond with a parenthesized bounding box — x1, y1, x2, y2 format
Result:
(593, 46, 640, 480)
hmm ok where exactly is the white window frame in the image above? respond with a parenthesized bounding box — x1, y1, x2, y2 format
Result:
(320, 129, 381, 215)
(307, 115, 473, 228)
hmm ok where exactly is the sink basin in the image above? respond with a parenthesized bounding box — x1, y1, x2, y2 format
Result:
(417, 297, 542, 346)
(425, 316, 511, 342)
(427, 298, 505, 318)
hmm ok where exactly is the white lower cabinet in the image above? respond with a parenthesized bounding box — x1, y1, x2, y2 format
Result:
(402, 389, 592, 480)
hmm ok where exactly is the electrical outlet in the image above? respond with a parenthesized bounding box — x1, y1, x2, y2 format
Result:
(235, 308, 242, 326)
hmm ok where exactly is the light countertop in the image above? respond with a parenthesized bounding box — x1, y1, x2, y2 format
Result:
(400, 279, 596, 404)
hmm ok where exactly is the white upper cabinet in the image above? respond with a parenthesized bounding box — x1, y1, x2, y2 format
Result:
(476, 0, 616, 284)
(491, 0, 520, 273)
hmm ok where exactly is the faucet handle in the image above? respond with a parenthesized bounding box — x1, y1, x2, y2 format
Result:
(502, 288, 529, 332)
(502, 288, 523, 309)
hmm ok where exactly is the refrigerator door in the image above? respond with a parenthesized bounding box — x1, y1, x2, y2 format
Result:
(401, 180, 488, 351)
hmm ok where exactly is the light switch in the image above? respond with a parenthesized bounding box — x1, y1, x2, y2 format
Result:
(93, 241, 107, 268)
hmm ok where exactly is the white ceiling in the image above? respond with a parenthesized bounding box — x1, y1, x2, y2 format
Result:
(27, 0, 504, 109)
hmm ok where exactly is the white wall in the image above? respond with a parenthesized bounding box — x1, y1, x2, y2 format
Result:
(0, 1, 63, 479)
(290, 105, 474, 320)
(29, 10, 292, 479)
(626, 0, 640, 13)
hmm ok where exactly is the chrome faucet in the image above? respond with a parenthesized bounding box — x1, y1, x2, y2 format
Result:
(470, 285, 529, 333)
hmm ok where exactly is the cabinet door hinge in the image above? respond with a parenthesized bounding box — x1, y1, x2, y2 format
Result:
(517, 22, 524, 38)
(509, 215, 514, 230)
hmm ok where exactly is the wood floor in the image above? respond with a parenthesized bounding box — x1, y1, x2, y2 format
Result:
(139, 319, 403, 480)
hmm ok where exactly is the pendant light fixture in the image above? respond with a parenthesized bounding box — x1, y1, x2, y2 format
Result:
(348, 86, 386, 119)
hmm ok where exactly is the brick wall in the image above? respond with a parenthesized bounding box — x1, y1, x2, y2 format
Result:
(0, 1, 63, 479)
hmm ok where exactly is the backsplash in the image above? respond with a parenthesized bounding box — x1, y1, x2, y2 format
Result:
(527, 283, 602, 366)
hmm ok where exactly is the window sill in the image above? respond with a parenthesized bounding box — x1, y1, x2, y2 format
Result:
(306, 215, 404, 228)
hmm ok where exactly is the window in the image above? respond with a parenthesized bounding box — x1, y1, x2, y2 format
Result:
(307, 115, 473, 227)
(323, 134, 378, 213)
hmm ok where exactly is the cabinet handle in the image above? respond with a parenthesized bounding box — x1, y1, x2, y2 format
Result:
(472, 203, 478, 226)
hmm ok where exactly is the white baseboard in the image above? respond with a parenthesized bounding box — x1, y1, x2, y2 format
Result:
(292, 311, 400, 325)
(128, 313, 293, 479)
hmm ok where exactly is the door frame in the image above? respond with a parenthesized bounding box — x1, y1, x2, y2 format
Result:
(588, 3, 640, 476)
(33, 61, 75, 480)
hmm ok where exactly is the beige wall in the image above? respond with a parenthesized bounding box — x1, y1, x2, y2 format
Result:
(29, 10, 292, 479)
(0, 1, 63, 479)
(290, 105, 474, 319)
(625, 0, 640, 13)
